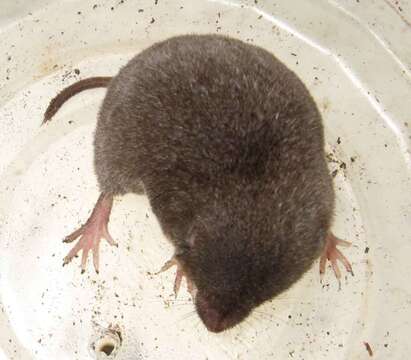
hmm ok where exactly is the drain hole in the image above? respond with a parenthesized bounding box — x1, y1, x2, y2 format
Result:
(99, 342, 115, 356)
(91, 323, 122, 358)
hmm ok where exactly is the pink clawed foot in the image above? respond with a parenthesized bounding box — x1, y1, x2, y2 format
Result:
(62, 193, 116, 274)
(319, 233, 353, 289)
(157, 257, 196, 298)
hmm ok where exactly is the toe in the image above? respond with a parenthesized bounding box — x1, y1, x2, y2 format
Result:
(63, 226, 84, 243)
(93, 242, 100, 274)
(330, 258, 341, 280)
(63, 241, 83, 265)
(336, 248, 354, 276)
(157, 256, 190, 297)
(330, 259, 342, 290)
(103, 227, 118, 247)
(336, 238, 351, 247)
(157, 258, 177, 274)
(81, 246, 90, 274)
(187, 279, 197, 298)
(173, 269, 183, 298)
(328, 233, 351, 247)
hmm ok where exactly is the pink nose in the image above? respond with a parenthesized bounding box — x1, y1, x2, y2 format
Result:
(195, 295, 230, 333)
(200, 305, 226, 333)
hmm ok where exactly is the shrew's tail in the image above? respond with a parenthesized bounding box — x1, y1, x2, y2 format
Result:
(43, 76, 112, 124)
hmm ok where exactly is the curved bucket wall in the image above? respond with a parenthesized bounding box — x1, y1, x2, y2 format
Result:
(0, 1, 410, 359)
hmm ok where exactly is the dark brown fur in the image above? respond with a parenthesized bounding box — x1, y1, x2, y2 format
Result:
(50, 35, 334, 332)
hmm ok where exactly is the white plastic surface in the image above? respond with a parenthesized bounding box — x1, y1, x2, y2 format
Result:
(0, 0, 410, 359)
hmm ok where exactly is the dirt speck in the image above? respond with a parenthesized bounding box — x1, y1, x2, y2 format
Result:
(321, 97, 331, 112)
(363, 342, 373, 357)
(38, 48, 60, 77)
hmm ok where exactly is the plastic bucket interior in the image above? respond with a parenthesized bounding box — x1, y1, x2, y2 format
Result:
(0, 0, 410, 359)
